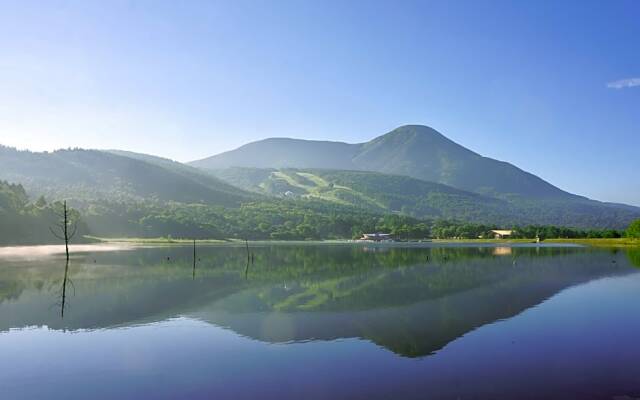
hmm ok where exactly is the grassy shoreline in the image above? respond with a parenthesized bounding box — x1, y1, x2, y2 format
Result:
(545, 238, 640, 248)
(85, 236, 640, 248)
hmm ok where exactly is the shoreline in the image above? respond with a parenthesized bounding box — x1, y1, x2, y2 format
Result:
(90, 236, 640, 248)
(1, 237, 638, 250)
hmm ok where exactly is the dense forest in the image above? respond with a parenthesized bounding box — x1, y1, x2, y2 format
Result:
(212, 167, 640, 228)
(0, 181, 89, 245)
(2, 178, 635, 245)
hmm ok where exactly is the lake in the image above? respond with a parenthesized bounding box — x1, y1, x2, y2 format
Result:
(1, 243, 639, 399)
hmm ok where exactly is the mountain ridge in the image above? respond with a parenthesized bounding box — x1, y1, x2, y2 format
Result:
(189, 124, 640, 228)
(190, 125, 576, 200)
(0, 145, 254, 207)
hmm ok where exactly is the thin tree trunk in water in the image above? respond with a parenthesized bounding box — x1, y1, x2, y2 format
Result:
(244, 238, 251, 279)
(63, 201, 69, 262)
(61, 259, 69, 318)
(49, 200, 76, 319)
(192, 239, 196, 279)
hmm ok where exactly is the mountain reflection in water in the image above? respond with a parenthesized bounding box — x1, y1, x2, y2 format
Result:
(0, 244, 634, 358)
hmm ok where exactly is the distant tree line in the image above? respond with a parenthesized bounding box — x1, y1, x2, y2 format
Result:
(429, 221, 625, 240)
(0, 181, 89, 245)
(626, 220, 640, 239)
(79, 200, 635, 241)
(2, 179, 639, 245)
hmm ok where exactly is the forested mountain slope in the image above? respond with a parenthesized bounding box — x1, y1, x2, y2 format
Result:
(211, 167, 516, 223)
(0, 146, 253, 207)
(210, 167, 640, 228)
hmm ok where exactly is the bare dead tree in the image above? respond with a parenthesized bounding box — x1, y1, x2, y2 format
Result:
(245, 238, 250, 264)
(49, 200, 77, 262)
(192, 239, 197, 280)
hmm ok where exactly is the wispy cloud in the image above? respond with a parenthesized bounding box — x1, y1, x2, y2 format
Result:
(607, 78, 640, 89)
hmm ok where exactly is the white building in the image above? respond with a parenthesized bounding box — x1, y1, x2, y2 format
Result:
(491, 230, 514, 239)
(360, 233, 394, 242)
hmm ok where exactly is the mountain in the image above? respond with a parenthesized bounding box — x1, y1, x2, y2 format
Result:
(191, 125, 575, 199)
(211, 167, 518, 223)
(0, 146, 254, 207)
(352, 125, 573, 199)
(191, 125, 640, 228)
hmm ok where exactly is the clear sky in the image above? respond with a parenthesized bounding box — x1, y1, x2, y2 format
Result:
(1, 0, 638, 205)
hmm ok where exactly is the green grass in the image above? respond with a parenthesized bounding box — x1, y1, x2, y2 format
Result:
(545, 238, 640, 248)
(292, 171, 387, 209)
(435, 238, 640, 248)
(431, 238, 539, 244)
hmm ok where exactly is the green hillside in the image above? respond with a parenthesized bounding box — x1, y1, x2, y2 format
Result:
(211, 167, 517, 223)
(210, 167, 640, 228)
(0, 146, 253, 207)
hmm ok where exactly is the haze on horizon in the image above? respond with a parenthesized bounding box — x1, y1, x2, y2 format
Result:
(0, 0, 638, 205)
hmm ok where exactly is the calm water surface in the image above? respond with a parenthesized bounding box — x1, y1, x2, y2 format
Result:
(1, 243, 639, 399)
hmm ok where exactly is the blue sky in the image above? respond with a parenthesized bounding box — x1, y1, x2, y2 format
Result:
(0, 0, 638, 205)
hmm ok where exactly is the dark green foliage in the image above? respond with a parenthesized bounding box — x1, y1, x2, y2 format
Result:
(0, 181, 89, 245)
(211, 167, 640, 228)
(417, 221, 624, 240)
(82, 199, 431, 241)
(78, 198, 622, 242)
(509, 225, 622, 240)
(0, 180, 28, 211)
(626, 219, 640, 238)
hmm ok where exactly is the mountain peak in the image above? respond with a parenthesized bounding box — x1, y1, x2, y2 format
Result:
(189, 124, 570, 199)
(387, 124, 441, 134)
(373, 125, 445, 142)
